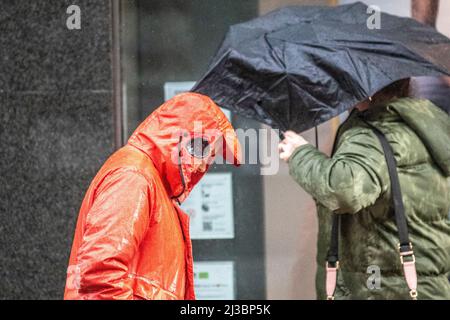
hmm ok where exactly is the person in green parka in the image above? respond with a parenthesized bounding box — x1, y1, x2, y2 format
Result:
(279, 79, 450, 300)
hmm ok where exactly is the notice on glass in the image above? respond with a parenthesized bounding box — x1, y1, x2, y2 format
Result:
(194, 261, 235, 300)
(181, 172, 234, 239)
(164, 81, 197, 101)
(163, 81, 232, 121)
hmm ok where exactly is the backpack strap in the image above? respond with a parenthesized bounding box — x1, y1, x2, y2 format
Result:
(326, 120, 418, 300)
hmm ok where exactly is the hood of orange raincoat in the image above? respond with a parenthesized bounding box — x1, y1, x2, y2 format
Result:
(128, 92, 241, 202)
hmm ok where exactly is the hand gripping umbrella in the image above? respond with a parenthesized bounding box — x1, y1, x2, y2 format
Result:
(192, 2, 450, 132)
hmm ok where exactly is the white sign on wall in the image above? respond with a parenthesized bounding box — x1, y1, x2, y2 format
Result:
(194, 261, 235, 300)
(181, 172, 234, 239)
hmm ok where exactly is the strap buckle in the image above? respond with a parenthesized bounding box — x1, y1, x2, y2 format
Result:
(398, 243, 418, 300)
(326, 261, 340, 270)
(397, 242, 415, 264)
(409, 289, 418, 300)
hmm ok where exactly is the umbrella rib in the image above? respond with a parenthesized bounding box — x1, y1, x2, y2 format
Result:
(191, 50, 232, 92)
(263, 33, 290, 130)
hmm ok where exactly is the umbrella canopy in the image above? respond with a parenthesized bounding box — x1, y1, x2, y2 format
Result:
(192, 2, 450, 132)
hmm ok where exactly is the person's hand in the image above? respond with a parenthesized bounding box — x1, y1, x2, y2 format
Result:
(278, 131, 309, 162)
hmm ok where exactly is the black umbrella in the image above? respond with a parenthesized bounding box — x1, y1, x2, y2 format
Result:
(192, 2, 450, 132)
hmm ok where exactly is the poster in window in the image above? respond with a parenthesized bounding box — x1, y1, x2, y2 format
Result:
(181, 172, 234, 239)
(194, 261, 235, 300)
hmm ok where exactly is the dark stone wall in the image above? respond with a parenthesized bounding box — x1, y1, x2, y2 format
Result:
(0, 0, 114, 299)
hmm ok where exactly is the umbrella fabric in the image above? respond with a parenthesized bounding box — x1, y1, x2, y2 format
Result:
(192, 2, 450, 132)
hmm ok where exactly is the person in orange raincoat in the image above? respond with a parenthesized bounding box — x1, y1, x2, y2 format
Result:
(64, 93, 241, 300)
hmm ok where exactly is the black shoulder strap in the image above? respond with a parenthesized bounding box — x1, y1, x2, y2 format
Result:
(327, 121, 412, 267)
(364, 122, 411, 249)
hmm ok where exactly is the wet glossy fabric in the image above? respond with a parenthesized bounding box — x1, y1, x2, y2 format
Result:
(289, 98, 450, 299)
(193, 2, 450, 132)
(64, 93, 241, 300)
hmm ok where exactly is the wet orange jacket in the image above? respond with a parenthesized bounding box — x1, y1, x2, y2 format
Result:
(64, 93, 241, 300)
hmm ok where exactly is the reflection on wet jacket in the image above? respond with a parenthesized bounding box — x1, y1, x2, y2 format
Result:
(64, 93, 241, 300)
(289, 98, 450, 300)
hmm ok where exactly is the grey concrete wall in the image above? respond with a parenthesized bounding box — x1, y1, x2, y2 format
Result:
(0, 0, 114, 299)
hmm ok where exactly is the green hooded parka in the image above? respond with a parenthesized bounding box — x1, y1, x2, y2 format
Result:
(289, 98, 450, 300)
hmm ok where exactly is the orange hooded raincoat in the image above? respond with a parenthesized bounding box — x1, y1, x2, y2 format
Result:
(64, 93, 241, 300)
